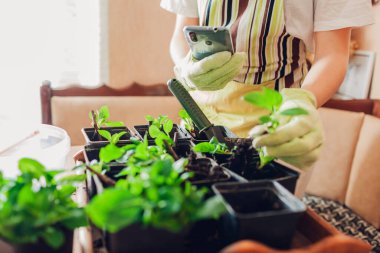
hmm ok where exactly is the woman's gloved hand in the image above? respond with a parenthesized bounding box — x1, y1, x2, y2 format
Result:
(249, 88, 324, 169)
(174, 51, 246, 91)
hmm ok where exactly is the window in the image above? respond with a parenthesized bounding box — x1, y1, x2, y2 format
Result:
(0, 0, 107, 125)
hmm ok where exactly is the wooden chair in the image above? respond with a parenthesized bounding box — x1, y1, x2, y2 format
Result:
(40, 80, 182, 145)
(323, 98, 380, 118)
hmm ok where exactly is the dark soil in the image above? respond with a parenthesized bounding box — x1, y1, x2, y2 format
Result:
(227, 138, 287, 180)
(186, 152, 229, 183)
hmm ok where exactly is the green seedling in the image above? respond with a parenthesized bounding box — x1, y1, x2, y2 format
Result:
(85, 157, 226, 233)
(193, 137, 233, 155)
(97, 130, 127, 145)
(89, 105, 124, 140)
(146, 115, 175, 149)
(0, 158, 87, 249)
(243, 87, 308, 168)
(178, 109, 195, 136)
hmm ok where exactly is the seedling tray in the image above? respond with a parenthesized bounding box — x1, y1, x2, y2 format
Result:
(72, 149, 370, 253)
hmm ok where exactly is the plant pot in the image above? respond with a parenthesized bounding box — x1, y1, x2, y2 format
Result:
(186, 157, 233, 188)
(186, 219, 222, 253)
(5, 229, 73, 253)
(133, 124, 191, 144)
(226, 138, 300, 194)
(212, 180, 306, 249)
(173, 140, 193, 158)
(82, 126, 133, 146)
(107, 224, 187, 253)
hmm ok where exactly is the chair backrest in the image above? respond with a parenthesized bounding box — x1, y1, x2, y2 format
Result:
(40, 81, 182, 145)
(323, 98, 380, 118)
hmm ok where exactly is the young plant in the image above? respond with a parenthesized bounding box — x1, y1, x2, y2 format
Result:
(243, 87, 308, 168)
(0, 158, 87, 249)
(97, 129, 127, 145)
(89, 105, 124, 138)
(193, 137, 233, 155)
(146, 115, 175, 149)
(85, 157, 226, 233)
(178, 109, 195, 136)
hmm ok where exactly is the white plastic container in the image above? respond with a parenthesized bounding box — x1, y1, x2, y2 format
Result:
(0, 124, 71, 178)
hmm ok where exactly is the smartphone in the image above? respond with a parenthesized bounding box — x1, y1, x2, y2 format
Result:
(183, 26, 234, 60)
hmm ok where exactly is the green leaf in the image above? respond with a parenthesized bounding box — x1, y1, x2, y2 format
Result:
(193, 142, 216, 153)
(61, 208, 88, 229)
(110, 131, 127, 145)
(259, 115, 272, 124)
(178, 109, 189, 119)
(57, 174, 86, 184)
(258, 148, 274, 169)
(105, 121, 125, 127)
(148, 125, 162, 138)
(58, 185, 77, 197)
(18, 158, 45, 178)
(85, 188, 142, 233)
(243, 87, 282, 112)
(195, 195, 226, 220)
(17, 185, 34, 207)
(163, 120, 173, 136)
(280, 107, 309, 116)
(99, 144, 125, 163)
(98, 130, 112, 141)
(99, 105, 110, 121)
(145, 115, 154, 122)
(42, 227, 65, 249)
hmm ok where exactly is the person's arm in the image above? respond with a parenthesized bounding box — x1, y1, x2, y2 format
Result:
(302, 28, 352, 107)
(169, 15, 198, 65)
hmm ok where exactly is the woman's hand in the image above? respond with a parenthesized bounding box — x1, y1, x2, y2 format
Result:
(250, 88, 324, 169)
(174, 51, 246, 91)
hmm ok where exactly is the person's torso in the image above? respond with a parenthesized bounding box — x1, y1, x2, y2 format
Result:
(197, 0, 308, 90)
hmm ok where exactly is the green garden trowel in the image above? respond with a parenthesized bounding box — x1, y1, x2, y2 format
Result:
(167, 79, 228, 146)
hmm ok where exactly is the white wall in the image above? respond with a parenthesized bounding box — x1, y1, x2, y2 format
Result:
(352, 4, 380, 99)
(108, 0, 176, 87)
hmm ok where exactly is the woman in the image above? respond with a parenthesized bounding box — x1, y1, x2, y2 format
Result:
(161, 0, 373, 169)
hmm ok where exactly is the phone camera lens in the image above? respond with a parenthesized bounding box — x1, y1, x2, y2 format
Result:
(189, 32, 198, 42)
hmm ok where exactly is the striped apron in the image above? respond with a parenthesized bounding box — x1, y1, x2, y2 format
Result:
(190, 0, 309, 137)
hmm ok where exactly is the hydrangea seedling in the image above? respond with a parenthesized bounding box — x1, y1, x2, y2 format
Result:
(243, 87, 308, 168)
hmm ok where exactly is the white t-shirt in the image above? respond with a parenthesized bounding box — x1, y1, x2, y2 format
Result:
(160, 0, 374, 52)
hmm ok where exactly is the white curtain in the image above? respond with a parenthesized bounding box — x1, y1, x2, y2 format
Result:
(0, 0, 105, 125)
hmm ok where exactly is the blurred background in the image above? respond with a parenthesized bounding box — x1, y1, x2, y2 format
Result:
(0, 0, 379, 125)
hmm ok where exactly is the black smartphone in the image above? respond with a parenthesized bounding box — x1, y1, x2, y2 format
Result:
(183, 26, 234, 60)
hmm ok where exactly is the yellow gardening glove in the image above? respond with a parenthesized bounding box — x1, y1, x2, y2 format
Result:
(249, 88, 324, 169)
(174, 51, 246, 91)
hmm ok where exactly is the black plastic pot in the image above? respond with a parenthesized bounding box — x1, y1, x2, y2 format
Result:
(82, 126, 133, 146)
(186, 157, 234, 188)
(225, 138, 300, 194)
(213, 180, 306, 249)
(133, 124, 191, 144)
(173, 140, 193, 158)
(108, 224, 187, 253)
(6, 229, 73, 253)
